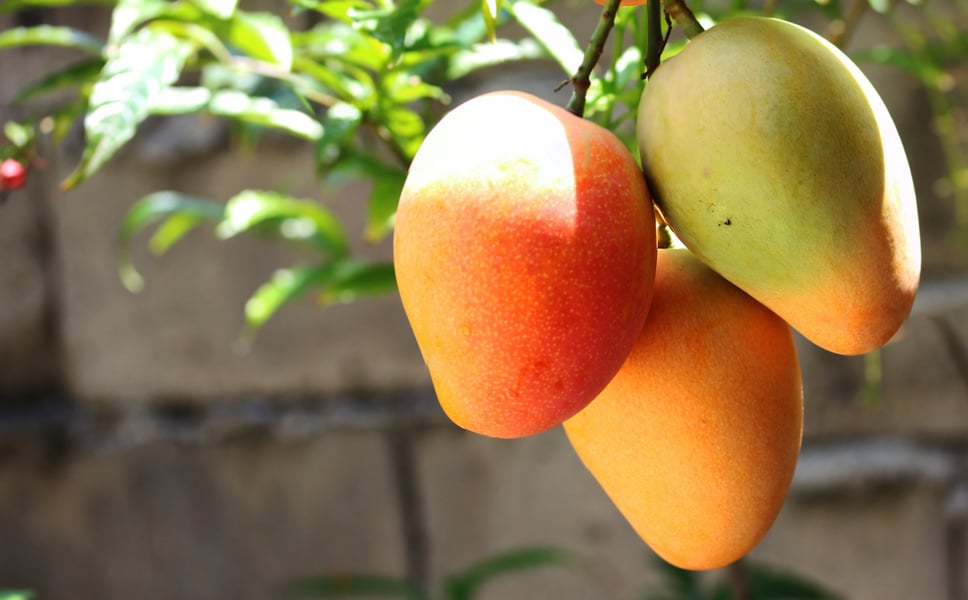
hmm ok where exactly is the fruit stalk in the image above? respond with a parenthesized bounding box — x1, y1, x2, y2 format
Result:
(566, 0, 623, 117)
(664, 0, 704, 39)
(644, 0, 663, 76)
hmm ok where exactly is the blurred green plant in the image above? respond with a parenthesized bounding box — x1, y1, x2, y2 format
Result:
(0, 591, 34, 600)
(285, 545, 581, 599)
(281, 547, 846, 599)
(642, 558, 844, 600)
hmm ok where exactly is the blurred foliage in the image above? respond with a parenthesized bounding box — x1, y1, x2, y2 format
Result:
(0, 0, 966, 338)
(642, 558, 844, 600)
(286, 545, 580, 599)
(282, 548, 845, 599)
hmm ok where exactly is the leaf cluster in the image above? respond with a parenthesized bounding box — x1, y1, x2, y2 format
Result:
(0, 0, 593, 335)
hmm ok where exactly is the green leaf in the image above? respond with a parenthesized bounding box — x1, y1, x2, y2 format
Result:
(293, 56, 376, 104)
(286, 573, 430, 600)
(293, 23, 389, 72)
(192, 0, 238, 19)
(63, 27, 194, 189)
(710, 563, 844, 600)
(384, 71, 447, 104)
(320, 260, 396, 304)
(242, 259, 395, 338)
(381, 105, 425, 160)
(117, 191, 225, 292)
(297, 0, 373, 23)
(0, 592, 34, 600)
(0, 25, 104, 54)
(208, 90, 323, 140)
(446, 38, 544, 80)
(327, 154, 407, 238)
(224, 10, 293, 69)
(366, 167, 405, 242)
(507, 0, 582, 75)
(14, 57, 105, 103)
(148, 212, 210, 256)
(315, 102, 363, 169)
(0, 0, 113, 11)
(244, 265, 331, 335)
(107, 0, 170, 46)
(443, 546, 580, 600)
(147, 86, 213, 115)
(216, 190, 348, 257)
(349, 0, 426, 64)
(3, 121, 34, 149)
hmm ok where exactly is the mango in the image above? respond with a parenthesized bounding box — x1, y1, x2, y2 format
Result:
(636, 17, 921, 355)
(394, 90, 656, 439)
(564, 248, 803, 570)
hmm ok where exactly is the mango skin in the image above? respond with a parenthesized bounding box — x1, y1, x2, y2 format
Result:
(564, 249, 803, 571)
(636, 17, 921, 356)
(394, 90, 656, 439)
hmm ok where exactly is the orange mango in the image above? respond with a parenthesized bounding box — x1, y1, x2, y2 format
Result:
(636, 17, 921, 355)
(394, 90, 656, 439)
(564, 248, 803, 570)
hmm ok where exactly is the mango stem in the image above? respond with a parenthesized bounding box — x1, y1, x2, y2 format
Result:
(665, 0, 705, 39)
(566, 0, 623, 118)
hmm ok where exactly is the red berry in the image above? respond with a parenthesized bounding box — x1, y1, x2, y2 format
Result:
(0, 159, 26, 190)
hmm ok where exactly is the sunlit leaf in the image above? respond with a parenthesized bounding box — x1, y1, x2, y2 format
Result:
(0, 0, 113, 11)
(443, 547, 581, 600)
(446, 38, 544, 80)
(3, 121, 34, 149)
(383, 71, 448, 104)
(0, 592, 34, 600)
(244, 264, 332, 335)
(224, 10, 293, 69)
(866, 0, 891, 13)
(117, 191, 225, 292)
(148, 86, 213, 114)
(294, 56, 376, 104)
(293, 23, 389, 72)
(63, 27, 194, 189)
(208, 90, 323, 140)
(13, 58, 105, 103)
(107, 0, 170, 46)
(193, 0, 238, 19)
(349, 0, 425, 64)
(507, 0, 582, 75)
(216, 190, 348, 257)
(147, 212, 211, 256)
(381, 105, 425, 160)
(298, 0, 373, 23)
(243, 260, 392, 337)
(315, 102, 363, 169)
(286, 572, 429, 599)
(0, 25, 104, 54)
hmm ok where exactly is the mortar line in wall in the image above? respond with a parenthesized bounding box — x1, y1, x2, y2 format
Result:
(0, 391, 447, 454)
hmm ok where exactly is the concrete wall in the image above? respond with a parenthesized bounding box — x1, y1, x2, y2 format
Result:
(2, 2, 968, 599)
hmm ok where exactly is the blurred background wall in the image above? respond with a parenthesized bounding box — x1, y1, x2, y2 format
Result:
(1, 0, 967, 598)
